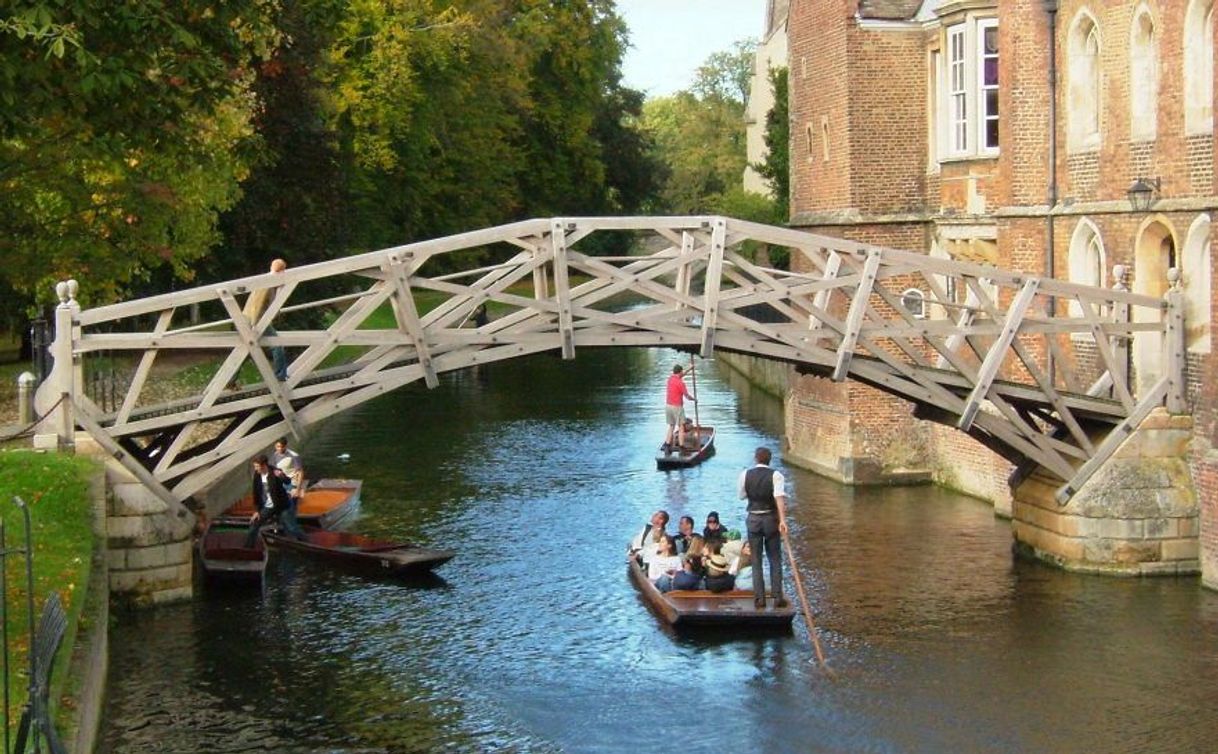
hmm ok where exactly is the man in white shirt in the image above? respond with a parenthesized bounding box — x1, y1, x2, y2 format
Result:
(737, 447, 789, 609)
(627, 510, 669, 565)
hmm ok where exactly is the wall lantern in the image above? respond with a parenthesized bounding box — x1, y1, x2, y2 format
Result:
(1127, 177, 1160, 212)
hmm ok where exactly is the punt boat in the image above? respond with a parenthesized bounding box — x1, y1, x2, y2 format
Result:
(262, 526, 455, 578)
(627, 556, 794, 629)
(198, 519, 268, 584)
(224, 478, 362, 529)
(655, 425, 716, 470)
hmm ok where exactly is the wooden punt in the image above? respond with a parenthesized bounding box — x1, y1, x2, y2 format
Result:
(198, 519, 268, 584)
(628, 556, 795, 629)
(655, 426, 716, 470)
(224, 478, 362, 529)
(262, 527, 455, 578)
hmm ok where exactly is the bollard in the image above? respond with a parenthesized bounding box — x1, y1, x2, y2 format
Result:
(17, 371, 36, 426)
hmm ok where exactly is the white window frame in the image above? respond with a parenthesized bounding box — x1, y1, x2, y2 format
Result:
(977, 19, 999, 154)
(947, 25, 969, 156)
(939, 17, 999, 161)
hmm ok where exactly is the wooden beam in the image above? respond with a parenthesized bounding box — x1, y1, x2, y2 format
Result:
(698, 219, 727, 357)
(1055, 377, 1169, 503)
(832, 250, 880, 381)
(1164, 287, 1186, 413)
(217, 289, 303, 440)
(383, 257, 440, 387)
(809, 251, 842, 332)
(115, 308, 173, 424)
(75, 405, 185, 510)
(550, 221, 577, 359)
(958, 279, 1039, 431)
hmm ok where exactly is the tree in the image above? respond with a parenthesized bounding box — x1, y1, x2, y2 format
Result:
(0, 1, 281, 311)
(642, 39, 756, 215)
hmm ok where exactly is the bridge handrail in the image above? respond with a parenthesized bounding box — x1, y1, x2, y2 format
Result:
(74, 216, 1166, 327)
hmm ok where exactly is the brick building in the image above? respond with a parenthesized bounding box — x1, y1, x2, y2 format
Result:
(784, 0, 1215, 545)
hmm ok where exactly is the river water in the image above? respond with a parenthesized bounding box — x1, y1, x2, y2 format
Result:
(99, 348, 1218, 754)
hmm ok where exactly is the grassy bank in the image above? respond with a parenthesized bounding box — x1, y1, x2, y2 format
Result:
(0, 451, 97, 740)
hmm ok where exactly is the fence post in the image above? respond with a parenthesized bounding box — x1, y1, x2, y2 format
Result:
(16, 372, 35, 426)
(1164, 268, 1186, 414)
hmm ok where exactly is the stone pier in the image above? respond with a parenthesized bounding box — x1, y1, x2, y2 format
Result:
(103, 461, 195, 606)
(1012, 409, 1199, 575)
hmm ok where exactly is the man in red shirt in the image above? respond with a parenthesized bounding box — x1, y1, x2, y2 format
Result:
(663, 364, 695, 452)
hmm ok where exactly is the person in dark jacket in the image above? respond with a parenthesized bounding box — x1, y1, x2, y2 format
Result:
(244, 454, 306, 547)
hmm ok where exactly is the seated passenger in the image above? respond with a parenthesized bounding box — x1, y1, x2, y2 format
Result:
(627, 510, 669, 564)
(731, 541, 754, 589)
(649, 535, 683, 593)
(671, 554, 705, 591)
(679, 418, 699, 450)
(675, 515, 697, 554)
(705, 553, 735, 593)
(702, 511, 728, 545)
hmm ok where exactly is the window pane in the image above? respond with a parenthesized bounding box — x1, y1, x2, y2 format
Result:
(984, 26, 998, 55)
(984, 58, 998, 86)
(985, 119, 999, 148)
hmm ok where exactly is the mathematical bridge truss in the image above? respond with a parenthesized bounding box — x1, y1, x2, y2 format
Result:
(37, 217, 1182, 511)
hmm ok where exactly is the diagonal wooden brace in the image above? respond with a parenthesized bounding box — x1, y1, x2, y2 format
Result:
(384, 256, 439, 388)
(958, 278, 1039, 431)
(832, 250, 880, 381)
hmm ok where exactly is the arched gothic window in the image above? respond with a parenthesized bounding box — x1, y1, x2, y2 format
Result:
(1182, 214, 1212, 353)
(901, 289, 927, 319)
(1185, 0, 1214, 134)
(1068, 13, 1102, 150)
(1068, 219, 1106, 320)
(1129, 7, 1157, 140)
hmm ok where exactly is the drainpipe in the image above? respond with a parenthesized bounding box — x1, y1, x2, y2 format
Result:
(1043, 0, 1059, 384)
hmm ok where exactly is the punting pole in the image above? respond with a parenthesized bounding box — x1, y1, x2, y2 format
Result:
(688, 355, 700, 440)
(782, 531, 830, 672)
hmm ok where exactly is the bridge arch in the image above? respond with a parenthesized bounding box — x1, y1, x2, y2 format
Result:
(34, 217, 1177, 512)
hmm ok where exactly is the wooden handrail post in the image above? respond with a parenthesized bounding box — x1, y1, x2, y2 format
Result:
(1164, 268, 1186, 413)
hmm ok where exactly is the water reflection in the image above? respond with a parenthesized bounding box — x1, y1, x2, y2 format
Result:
(102, 349, 1218, 754)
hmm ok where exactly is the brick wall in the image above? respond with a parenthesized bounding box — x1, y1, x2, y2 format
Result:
(785, 0, 1217, 553)
(790, 0, 856, 214)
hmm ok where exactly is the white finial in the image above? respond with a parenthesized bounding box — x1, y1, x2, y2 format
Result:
(66, 279, 78, 301)
(55, 281, 69, 303)
(1167, 267, 1181, 290)
(1111, 265, 1127, 289)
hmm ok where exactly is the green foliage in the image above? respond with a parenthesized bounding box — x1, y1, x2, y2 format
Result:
(214, 0, 657, 281)
(2, 0, 660, 315)
(711, 187, 788, 269)
(754, 66, 789, 221)
(642, 39, 757, 214)
(691, 39, 757, 106)
(0, 1, 282, 311)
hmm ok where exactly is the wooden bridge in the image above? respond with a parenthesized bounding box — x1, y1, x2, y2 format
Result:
(34, 216, 1184, 511)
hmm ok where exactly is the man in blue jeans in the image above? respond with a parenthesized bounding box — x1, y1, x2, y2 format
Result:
(244, 454, 307, 547)
(737, 446, 790, 608)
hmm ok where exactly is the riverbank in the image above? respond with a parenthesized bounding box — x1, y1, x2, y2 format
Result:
(0, 450, 104, 748)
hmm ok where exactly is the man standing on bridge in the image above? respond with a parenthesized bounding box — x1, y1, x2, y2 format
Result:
(662, 364, 695, 453)
(242, 258, 289, 381)
(738, 446, 789, 609)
